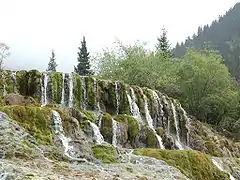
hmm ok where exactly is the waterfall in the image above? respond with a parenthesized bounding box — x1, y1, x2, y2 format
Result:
(1, 72, 6, 96)
(11, 71, 17, 93)
(179, 104, 191, 146)
(112, 119, 121, 147)
(96, 102, 102, 128)
(68, 73, 74, 108)
(41, 73, 48, 106)
(93, 78, 97, 110)
(89, 121, 104, 144)
(115, 82, 120, 114)
(171, 101, 184, 150)
(127, 87, 142, 124)
(162, 95, 170, 134)
(51, 110, 74, 157)
(212, 158, 235, 180)
(141, 89, 164, 149)
(61, 73, 65, 106)
(81, 77, 87, 110)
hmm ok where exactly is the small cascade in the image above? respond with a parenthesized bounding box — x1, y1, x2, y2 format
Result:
(1, 72, 6, 96)
(60, 73, 65, 106)
(93, 78, 97, 110)
(41, 73, 48, 106)
(96, 102, 103, 128)
(162, 95, 170, 134)
(88, 121, 104, 144)
(115, 82, 120, 114)
(51, 110, 73, 157)
(127, 87, 142, 124)
(212, 158, 236, 180)
(81, 77, 87, 110)
(179, 104, 191, 146)
(141, 89, 164, 149)
(112, 119, 121, 147)
(171, 101, 184, 150)
(11, 71, 17, 93)
(68, 73, 74, 108)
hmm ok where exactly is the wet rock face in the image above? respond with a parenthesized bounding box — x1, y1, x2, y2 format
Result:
(4, 93, 36, 106)
(189, 119, 240, 157)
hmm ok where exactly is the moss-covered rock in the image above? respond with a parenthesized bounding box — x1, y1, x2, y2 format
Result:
(92, 144, 118, 163)
(0, 105, 53, 145)
(132, 86, 145, 118)
(73, 73, 82, 109)
(51, 72, 63, 104)
(118, 82, 130, 114)
(134, 149, 229, 180)
(115, 114, 139, 146)
(100, 113, 113, 143)
(85, 77, 95, 110)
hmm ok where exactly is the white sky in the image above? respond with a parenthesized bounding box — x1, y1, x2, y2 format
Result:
(0, 0, 239, 72)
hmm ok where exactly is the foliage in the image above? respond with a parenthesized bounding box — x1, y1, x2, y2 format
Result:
(0, 43, 10, 70)
(74, 36, 92, 76)
(92, 144, 118, 163)
(46, 50, 58, 72)
(94, 41, 240, 135)
(134, 149, 229, 180)
(156, 28, 172, 58)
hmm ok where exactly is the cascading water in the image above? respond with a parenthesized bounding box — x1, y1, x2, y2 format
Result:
(112, 119, 120, 147)
(162, 95, 170, 134)
(127, 87, 142, 124)
(41, 73, 48, 106)
(61, 73, 65, 106)
(212, 158, 236, 180)
(81, 77, 87, 110)
(11, 72, 17, 93)
(93, 78, 97, 110)
(115, 82, 120, 114)
(88, 121, 104, 144)
(171, 101, 184, 150)
(141, 89, 165, 149)
(68, 73, 74, 108)
(1, 72, 6, 96)
(179, 104, 191, 147)
(51, 110, 74, 157)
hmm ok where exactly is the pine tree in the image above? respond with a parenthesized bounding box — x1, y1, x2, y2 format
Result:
(74, 36, 92, 76)
(46, 50, 57, 72)
(156, 28, 172, 58)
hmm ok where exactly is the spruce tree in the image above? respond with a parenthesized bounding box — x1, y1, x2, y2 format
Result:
(46, 50, 57, 72)
(156, 28, 172, 58)
(74, 36, 92, 76)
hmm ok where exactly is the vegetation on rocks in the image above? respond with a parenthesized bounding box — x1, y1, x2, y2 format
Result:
(92, 144, 118, 163)
(134, 149, 229, 180)
(100, 113, 113, 143)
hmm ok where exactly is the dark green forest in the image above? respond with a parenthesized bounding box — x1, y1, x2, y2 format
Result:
(174, 2, 240, 82)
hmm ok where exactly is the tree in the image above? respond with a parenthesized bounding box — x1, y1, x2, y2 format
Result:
(0, 43, 10, 70)
(156, 28, 172, 58)
(74, 36, 92, 76)
(46, 50, 57, 72)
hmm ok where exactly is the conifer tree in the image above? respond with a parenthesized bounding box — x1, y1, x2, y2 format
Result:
(46, 50, 57, 72)
(74, 36, 92, 76)
(156, 28, 172, 58)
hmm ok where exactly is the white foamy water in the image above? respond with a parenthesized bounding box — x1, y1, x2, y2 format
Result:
(112, 119, 118, 147)
(41, 73, 48, 106)
(171, 101, 184, 150)
(89, 121, 104, 144)
(212, 158, 235, 180)
(61, 73, 65, 106)
(115, 82, 120, 114)
(141, 89, 164, 149)
(68, 73, 74, 108)
(179, 104, 191, 147)
(81, 77, 87, 110)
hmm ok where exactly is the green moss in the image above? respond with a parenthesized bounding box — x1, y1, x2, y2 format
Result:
(73, 73, 82, 109)
(82, 110, 97, 124)
(118, 82, 130, 114)
(146, 128, 158, 147)
(134, 149, 229, 180)
(100, 113, 113, 143)
(51, 72, 63, 104)
(85, 77, 95, 110)
(92, 144, 118, 163)
(0, 105, 53, 145)
(205, 141, 223, 157)
(115, 114, 139, 144)
(98, 80, 117, 115)
(16, 70, 28, 96)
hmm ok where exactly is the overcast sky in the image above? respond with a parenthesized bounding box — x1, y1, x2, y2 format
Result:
(0, 0, 239, 72)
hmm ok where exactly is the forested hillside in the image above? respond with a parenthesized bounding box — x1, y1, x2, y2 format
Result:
(174, 2, 240, 81)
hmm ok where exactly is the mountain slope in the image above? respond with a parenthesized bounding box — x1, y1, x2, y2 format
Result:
(174, 2, 240, 80)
